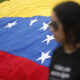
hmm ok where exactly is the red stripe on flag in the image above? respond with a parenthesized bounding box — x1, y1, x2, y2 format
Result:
(0, 51, 49, 80)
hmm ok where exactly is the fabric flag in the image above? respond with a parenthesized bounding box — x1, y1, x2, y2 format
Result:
(0, 0, 79, 80)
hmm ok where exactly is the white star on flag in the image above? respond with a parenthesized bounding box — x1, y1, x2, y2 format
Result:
(4, 20, 17, 28)
(36, 50, 51, 64)
(30, 18, 38, 26)
(48, 21, 51, 24)
(40, 23, 49, 31)
(42, 35, 55, 45)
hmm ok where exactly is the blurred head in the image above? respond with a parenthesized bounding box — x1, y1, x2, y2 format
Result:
(49, 1, 80, 48)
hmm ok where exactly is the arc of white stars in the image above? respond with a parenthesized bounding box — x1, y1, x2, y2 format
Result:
(4, 20, 17, 29)
(36, 50, 51, 64)
(40, 22, 49, 31)
(42, 35, 55, 45)
(29, 18, 38, 26)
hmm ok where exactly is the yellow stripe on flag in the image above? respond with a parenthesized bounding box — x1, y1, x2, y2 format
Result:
(0, 0, 80, 17)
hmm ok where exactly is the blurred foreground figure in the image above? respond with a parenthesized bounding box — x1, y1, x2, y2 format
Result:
(49, 1, 80, 80)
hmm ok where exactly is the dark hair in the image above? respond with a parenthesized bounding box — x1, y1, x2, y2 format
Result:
(53, 1, 80, 48)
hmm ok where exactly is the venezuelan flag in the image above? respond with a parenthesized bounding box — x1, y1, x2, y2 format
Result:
(0, 0, 80, 80)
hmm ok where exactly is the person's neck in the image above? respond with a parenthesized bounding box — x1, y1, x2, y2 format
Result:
(63, 43, 78, 54)
(76, 42, 80, 48)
